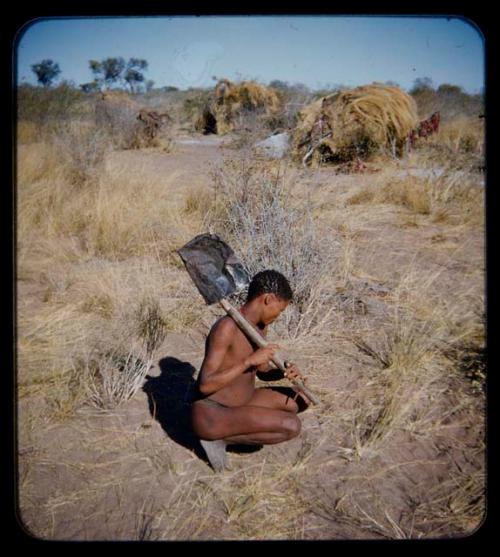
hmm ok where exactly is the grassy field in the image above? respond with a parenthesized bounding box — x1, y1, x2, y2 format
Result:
(16, 85, 485, 540)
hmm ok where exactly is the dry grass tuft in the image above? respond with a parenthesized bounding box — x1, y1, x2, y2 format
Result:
(51, 122, 112, 186)
(410, 470, 486, 537)
(433, 117, 484, 155)
(192, 459, 309, 539)
(412, 116, 485, 173)
(17, 142, 66, 185)
(17, 120, 41, 144)
(345, 166, 484, 227)
(329, 260, 485, 458)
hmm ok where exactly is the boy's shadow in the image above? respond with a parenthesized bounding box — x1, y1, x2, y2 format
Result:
(143, 357, 206, 462)
(142, 357, 261, 468)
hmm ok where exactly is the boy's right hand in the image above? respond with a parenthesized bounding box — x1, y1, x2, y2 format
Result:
(245, 344, 280, 368)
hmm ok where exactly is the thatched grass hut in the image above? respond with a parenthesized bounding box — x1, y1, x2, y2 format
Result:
(292, 84, 419, 166)
(196, 79, 283, 135)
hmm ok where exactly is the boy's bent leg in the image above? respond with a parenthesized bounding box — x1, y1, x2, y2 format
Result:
(192, 401, 302, 445)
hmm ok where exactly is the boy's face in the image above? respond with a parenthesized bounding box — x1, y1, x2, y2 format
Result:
(261, 294, 290, 325)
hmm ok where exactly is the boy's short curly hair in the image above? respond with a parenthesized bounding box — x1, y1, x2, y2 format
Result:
(246, 270, 293, 302)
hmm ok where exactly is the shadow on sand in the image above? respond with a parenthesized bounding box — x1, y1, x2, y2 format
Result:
(142, 356, 206, 463)
(142, 356, 262, 470)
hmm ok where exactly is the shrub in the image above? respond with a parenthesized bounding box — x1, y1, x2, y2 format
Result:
(17, 82, 88, 126)
(208, 158, 340, 338)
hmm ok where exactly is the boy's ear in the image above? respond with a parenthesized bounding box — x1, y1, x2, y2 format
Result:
(263, 293, 274, 305)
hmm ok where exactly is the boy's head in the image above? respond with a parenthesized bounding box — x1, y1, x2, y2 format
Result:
(246, 270, 293, 324)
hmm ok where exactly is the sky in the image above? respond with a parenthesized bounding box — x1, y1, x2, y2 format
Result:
(14, 15, 485, 93)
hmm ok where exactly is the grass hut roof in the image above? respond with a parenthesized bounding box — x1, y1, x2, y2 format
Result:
(197, 79, 283, 134)
(292, 83, 419, 165)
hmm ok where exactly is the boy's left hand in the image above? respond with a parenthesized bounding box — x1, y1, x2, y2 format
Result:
(283, 361, 306, 383)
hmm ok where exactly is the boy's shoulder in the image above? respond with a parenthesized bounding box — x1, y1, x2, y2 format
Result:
(210, 314, 239, 337)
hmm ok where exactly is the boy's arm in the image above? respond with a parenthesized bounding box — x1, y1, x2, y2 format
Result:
(254, 326, 285, 380)
(199, 319, 279, 395)
(198, 320, 248, 396)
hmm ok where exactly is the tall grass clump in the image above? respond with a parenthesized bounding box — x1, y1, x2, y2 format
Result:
(84, 305, 165, 410)
(84, 295, 167, 410)
(17, 82, 91, 142)
(16, 121, 112, 275)
(436, 118, 484, 155)
(346, 165, 484, 227)
(208, 158, 341, 339)
(347, 266, 485, 457)
(17, 118, 201, 419)
(17, 121, 110, 198)
(413, 117, 485, 173)
(52, 121, 112, 186)
(17, 82, 87, 123)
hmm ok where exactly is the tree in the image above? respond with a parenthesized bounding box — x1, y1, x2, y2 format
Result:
(124, 69, 144, 92)
(31, 59, 61, 87)
(88, 57, 149, 91)
(437, 83, 463, 95)
(410, 77, 434, 95)
(89, 57, 126, 89)
(124, 58, 148, 93)
(269, 79, 290, 91)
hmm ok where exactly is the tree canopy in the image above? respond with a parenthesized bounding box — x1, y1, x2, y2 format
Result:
(88, 57, 149, 92)
(31, 59, 61, 87)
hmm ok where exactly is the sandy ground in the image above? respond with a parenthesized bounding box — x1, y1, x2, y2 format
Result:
(17, 135, 486, 541)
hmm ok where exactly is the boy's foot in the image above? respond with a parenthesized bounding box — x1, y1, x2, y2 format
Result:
(200, 439, 228, 472)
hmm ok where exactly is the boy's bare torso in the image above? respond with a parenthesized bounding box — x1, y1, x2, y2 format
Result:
(200, 315, 266, 407)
